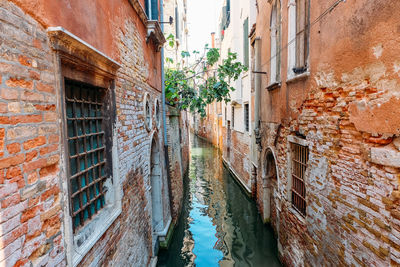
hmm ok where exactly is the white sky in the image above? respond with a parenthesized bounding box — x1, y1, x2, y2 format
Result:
(187, 0, 223, 53)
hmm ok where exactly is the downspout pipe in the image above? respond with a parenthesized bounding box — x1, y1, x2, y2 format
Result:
(251, 37, 261, 198)
(254, 37, 261, 157)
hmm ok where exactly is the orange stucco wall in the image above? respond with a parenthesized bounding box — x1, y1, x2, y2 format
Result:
(10, 0, 162, 91)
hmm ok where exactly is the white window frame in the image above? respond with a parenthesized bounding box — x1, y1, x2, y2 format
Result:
(287, 0, 310, 82)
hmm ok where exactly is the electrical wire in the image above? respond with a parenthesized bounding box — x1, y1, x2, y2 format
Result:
(266, 0, 346, 64)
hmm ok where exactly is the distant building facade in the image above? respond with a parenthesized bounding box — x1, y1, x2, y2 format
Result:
(0, 0, 174, 266)
(163, 0, 190, 227)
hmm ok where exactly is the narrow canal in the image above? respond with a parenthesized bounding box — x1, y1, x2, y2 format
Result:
(158, 136, 281, 267)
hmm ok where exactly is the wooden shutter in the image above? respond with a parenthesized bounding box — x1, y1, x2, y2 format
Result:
(243, 17, 249, 68)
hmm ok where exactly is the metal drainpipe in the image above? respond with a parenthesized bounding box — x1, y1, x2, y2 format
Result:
(254, 37, 261, 158)
(251, 37, 261, 197)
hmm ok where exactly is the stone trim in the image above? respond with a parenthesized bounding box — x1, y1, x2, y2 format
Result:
(128, 0, 149, 25)
(286, 135, 310, 222)
(146, 20, 167, 51)
(47, 27, 121, 78)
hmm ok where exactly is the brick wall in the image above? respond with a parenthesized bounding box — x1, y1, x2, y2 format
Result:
(0, 1, 64, 266)
(253, 0, 400, 266)
(166, 105, 189, 223)
(0, 1, 172, 266)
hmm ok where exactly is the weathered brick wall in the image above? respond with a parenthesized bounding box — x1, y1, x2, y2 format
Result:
(0, 1, 64, 266)
(166, 105, 189, 223)
(253, 0, 400, 266)
(0, 1, 171, 266)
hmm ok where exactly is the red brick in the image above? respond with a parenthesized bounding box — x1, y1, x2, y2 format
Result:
(1, 193, 21, 208)
(48, 135, 59, 144)
(44, 112, 57, 122)
(0, 223, 27, 250)
(29, 70, 40, 80)
(39, 164, 58, 178)
(6, 166, 22, 179)
(6, 143, 21, 154)
(0, 115, 42, 125)
(23, 136, 46, 150)
(21, 204, 43, 223)
(39, 144, 58, 156)
(32, 38, 42, 49)
(27, 172, 38, 185)
(24, 158, 47, 173)
(26, 150, 38, 162)
(18, 55, 32, 67)
(0, 103, 7, 113)
(36, 82, 54, 93)
(34, 104, 56, 111)
(6, 77, 33, 90)
(0, 88, 19, 100)
(21, 91, 44, 102)
(0, 154, 25, 169)
(40, 186, 60, 202)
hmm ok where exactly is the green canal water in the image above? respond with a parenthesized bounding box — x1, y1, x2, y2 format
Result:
(157, 136, 281, 267)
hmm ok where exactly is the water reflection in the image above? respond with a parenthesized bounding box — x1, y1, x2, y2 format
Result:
(158, 136, 281, 267)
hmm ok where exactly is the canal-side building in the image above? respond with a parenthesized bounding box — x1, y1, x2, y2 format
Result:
(0, 0, 173, 266)
(194, 0, 257, 194)
(252, 0, 400, 266)
(163, 0, 190, 226)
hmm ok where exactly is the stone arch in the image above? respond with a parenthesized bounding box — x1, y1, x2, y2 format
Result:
(262, 147, 279, 224)
(150, 136, 163, 233)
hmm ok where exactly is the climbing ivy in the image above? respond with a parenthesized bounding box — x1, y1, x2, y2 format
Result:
(164, 34, 247, 117)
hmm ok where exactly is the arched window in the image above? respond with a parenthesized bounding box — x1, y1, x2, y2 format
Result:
(144, 93, 152, 132)
(270, 0, 281, 85)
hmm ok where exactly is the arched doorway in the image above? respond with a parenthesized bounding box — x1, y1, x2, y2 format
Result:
(150, 137, 163, 233)
(263, 149, 278, 228)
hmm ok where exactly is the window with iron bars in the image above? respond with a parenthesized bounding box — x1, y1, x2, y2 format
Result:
(65, 79, 112, 232)
(290, 142, 309, 216)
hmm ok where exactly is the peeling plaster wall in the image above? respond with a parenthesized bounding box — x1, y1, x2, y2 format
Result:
(255, 0, 400, 266)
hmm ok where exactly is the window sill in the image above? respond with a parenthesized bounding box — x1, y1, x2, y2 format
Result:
(72, 204, 122, 266)
(286, 71, 310, 84)
(288, 206, 306, 224)
(267, 81, 281, 91)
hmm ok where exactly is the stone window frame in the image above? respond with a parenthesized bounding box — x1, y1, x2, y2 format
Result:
(144, 93, 152, 132)
(268, 0, 282, 89)
(286, 0, 310, 83)
(154, 98, 161, 129)
(286, 135, 310, 223)
(48, 27, 122, 267)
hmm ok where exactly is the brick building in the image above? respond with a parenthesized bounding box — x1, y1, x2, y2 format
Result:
(0, 0, 177, 266)
(251, 0, 400, 265)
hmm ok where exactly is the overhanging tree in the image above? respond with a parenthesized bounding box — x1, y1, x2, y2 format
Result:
(164, 34, 247, 117)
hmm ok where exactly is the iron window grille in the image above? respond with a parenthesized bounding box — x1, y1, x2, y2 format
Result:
(65, 79, 112, 232)
(290, 142, 309, 216)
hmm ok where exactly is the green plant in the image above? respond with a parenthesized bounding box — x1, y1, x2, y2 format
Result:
(164, 34, 247, 117)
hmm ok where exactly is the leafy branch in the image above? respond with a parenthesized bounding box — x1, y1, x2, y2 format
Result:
(164, 34, 247, 117)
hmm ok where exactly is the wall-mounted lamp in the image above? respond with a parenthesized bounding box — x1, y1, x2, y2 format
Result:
(159, 16, 174, 25)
